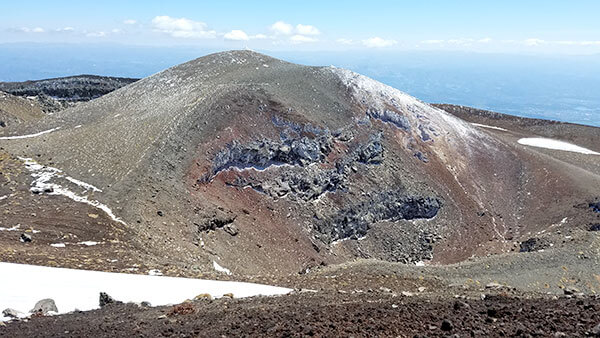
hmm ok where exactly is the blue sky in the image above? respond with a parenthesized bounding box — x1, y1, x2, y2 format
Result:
(2, 0, 600, 54)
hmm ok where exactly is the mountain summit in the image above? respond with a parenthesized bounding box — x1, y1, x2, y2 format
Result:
(1, 50, 599, 275)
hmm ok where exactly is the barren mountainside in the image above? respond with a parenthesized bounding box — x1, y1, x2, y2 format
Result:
(1, 50, 599, 279)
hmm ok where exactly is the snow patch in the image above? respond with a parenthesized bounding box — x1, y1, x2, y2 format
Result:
(64, 177, 102, 192)
(148, 269, 163, 276)
(0, 225, 20, 232)
(518, 138, 600, 155)
(0, 262, 291, 321)
(0, 127, 60, 140)
(78, 241, 100, 246)
(213, 261, 232, 275)
(471, 123, 508, 132)
(50, 243, 66, 248)
(20, 157, 125, 224)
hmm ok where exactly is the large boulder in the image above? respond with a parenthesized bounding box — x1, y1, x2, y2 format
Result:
(99, 292, 120, 307)
(2, 308, 25, 318)
(30, 299, 58, 314)
(519, 237, 550, 253)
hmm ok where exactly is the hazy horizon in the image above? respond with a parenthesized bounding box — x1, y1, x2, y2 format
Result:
(1, 43, 599, 127)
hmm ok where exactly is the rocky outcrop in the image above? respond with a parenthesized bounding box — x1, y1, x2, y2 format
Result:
(315, 190, 441, 243)
(0, 75, 138, 101)
(366, 109, 411, 131)
(233, 166, 346, 201)
(195, 207, 237, 233)
(206, 134, 333, 181)
(519, 238, 550, 252)
(221, 133, 384, 202)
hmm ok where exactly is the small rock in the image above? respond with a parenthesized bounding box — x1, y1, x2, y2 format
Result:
(487, 308, 499, 318)
(222, 293, 234, 299)
(157, 210, 164, 217)
(453, 301, 470, 310)
(589, 224, 600, 232)
(30, 299, 58, 314)
(140, 301, 152, 307)
(441, 319, 454, 331)
(417, 287, 426, 293)
(553, 332, 567, 337)
(88, 213, 99, 219)
(194, 293, 213, 301)
(2, 308, 24, 318)
(20, 233, 32, 243)
(223, 223, 238, 236)
(564, 286, 580, 295)
(99, 292, 116, 307)
(391, 304, 398, 309)
(590, 323, 600, 336)
(485, 282, 506, 289)
(379, 287, 392, 293)
(401, 291, 414, 297)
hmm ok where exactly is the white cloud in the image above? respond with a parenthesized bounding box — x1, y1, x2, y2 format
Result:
(337, 38, 355, 45)
(296, 24, 320, 36)
(18, 27, 45, 33)
(447, 38, 474, 45)
(290, 34, 318, 44)
(556, 40, 600, 46)
(252, 34, 268, 40)
(111, 28, 122, 34)
(270, 21, 293, 35)
(421, 38, 491, 45)
(224, 30, 249, 41)
(86, 31, 106, 37)
(151, 16, 216, 39)
(55, 27, 74, 32)
(362, 37, 397, 48)
(524, 38, 545, 46)
(520, 39, 600, 47)
(123, 19, 137, 25)
(421, 39, 444, 44)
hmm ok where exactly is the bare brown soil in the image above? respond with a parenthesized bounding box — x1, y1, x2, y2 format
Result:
(2, 292, 599, 337)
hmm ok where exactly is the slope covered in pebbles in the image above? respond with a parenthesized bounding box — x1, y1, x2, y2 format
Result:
(1, 50, 599, 277)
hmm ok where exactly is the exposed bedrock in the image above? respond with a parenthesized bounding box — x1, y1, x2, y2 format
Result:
(315, 190, 442, 243)
(208, 132, 384, 202)
(232, 166, 347, 202)
(194, 207, 237, 232)
(366, 109, 411, 131)
(205, 134, 333, 181)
